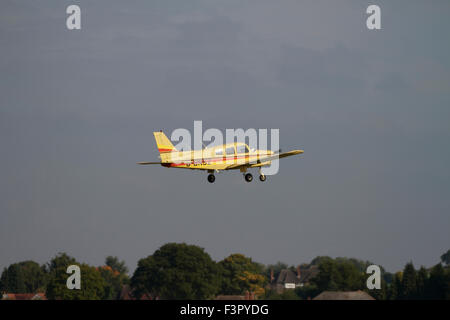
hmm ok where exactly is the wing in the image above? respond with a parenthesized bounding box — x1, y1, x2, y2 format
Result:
(137, 149, 303, 170)
(137, 162, 162, 165)
(260, 149, 304, 161)
(137, 161, 229, 170)
(225, 149, 304, 170)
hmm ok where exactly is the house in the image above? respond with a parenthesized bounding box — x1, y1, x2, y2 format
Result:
(277, 269, 300, 289)
(2, 293, 47, 300)
(268, 265, 319, 293)
(313, 290, 375, 300)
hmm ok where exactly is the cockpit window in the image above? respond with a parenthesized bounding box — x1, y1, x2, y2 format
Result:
(215, 149, 223, 155)
(225, 146, 235, 155)
(236, 145, 249, 154)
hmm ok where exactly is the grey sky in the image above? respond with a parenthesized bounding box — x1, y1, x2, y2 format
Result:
(1, 0, 449, 273)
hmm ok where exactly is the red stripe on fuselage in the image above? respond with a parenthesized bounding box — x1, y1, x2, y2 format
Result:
(165, 154, 272, 167)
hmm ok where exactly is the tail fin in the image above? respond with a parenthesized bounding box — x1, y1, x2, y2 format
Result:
(154, 131, 177, 154)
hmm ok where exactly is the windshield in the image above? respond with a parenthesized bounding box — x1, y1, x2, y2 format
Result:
(236, 145, 249, 154)
(225, 146, 235, 155)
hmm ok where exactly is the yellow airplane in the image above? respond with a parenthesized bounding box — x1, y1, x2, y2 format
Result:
(138, 131, 304, 183)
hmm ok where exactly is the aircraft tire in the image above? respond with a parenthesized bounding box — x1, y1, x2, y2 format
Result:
(259, 174, 266, 182)
(207, 174, 215, 183)
(244, 173, 253, 182)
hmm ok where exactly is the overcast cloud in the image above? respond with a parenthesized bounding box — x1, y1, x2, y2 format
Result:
(1, 0, 449, 272)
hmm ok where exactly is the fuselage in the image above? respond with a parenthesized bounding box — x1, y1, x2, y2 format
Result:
(160, 142, 274, 170)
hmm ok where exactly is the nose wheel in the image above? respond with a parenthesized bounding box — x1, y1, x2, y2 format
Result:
(207, 174, 215, 183)
(244, 173, 253, 182)
(259, 174, 266, 182)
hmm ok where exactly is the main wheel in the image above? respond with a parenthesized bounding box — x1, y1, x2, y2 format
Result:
(207, 174, 215, 183)
(244, 173, 253, 182)
(259, 174, 266, 182)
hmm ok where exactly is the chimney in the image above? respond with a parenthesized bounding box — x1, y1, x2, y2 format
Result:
(296, 265, 301, 280)
(270, 269, 274, 283)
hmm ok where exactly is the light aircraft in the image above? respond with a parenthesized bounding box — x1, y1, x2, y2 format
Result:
(138, 131, 304, 183)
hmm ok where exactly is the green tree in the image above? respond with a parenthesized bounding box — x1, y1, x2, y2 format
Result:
(426, 263, 449, 299)
(400, 262, 417, 299)
(310, 256, 333, 266)
(131, 243, 221, 299)
(415, 267, 428, 299)
(0, 265, 25, 293)
(105, 256, 129, 275)
(295, 283, 320, 300)
(45, 253, 106, 300)
(383, 271, 394, 284)
(0, 261, 47, 293)
(335, 257, 372, 272)
(46, 252, 77, 273)
(264, 288, 300, 300)
(263, 289, 282, 300)
(311, 259, 365, 292)
(388, 272, 402, 300)
(311, 259, 339, 291)
(218, 253, 266, 296)
(440, 250, 450, 266)
(99, 256, 130, 299)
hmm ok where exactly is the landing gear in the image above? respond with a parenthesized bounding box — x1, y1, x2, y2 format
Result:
(207, 174, 215, 183)
(244, 173, 253, 182)
(258, 168, 266, 182)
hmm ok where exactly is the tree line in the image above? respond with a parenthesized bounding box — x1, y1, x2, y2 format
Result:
(0, 243, 448, 300)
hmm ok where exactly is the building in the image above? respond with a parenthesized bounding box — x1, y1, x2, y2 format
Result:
(2, 293, 47, 300)
(313, 290, 375, 300)
(268, 265, 319, 293)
